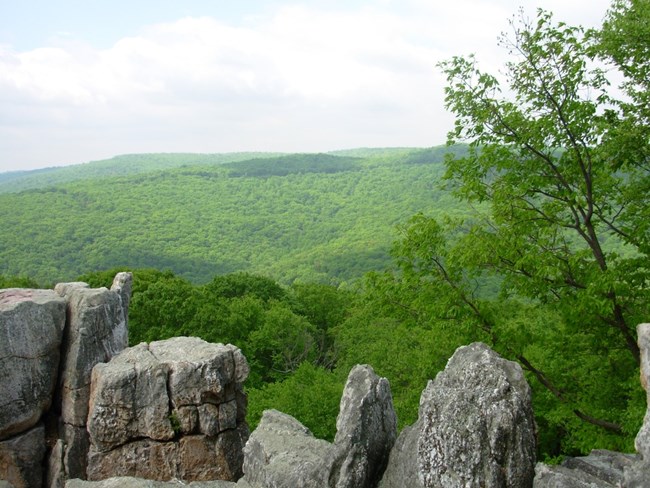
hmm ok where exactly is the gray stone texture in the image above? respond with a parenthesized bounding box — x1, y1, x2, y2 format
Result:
(53, 278, 130, 481)
(0, 424, 46, 488)
(0, 289, 66, 440)
(635, 322, 650, 458)
(418, 342, 537, 488)
(66, 477, 237, 488)
(381, 342, 536, 488)
(86, 337, 249, 483)
(334, 364, 397, 488)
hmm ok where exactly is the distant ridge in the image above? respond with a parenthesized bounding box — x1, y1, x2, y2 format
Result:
(0, 152, 285, 194)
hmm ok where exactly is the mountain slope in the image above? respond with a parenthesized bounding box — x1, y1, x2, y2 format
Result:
(0, 147, 466, 285)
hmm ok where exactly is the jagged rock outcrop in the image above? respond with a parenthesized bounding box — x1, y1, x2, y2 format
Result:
(0, 289, 66, 440)
(334, 364, 397, 488)
(240, 364, 396, 488)
(50, 277, 132, 483)
(380, 342, 537, 488)
(86, 337, 249, 483)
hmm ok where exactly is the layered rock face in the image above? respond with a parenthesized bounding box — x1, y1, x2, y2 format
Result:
(380, 342, 537, 488)
(240, 364, 397, 488)
(85, 337, 249, 482)
(0, 289, 66, 488)
(0, 274, 132, 488)
(0, 289, 66, 440)
(51, 275, 132, 483)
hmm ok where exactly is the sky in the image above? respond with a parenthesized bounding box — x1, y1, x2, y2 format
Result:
(0, 0, 613, 172)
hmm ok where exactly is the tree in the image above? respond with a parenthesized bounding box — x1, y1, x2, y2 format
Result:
(408, 3, 650, 455)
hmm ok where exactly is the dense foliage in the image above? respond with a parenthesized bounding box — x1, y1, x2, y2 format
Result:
(0, 148, 464, 285)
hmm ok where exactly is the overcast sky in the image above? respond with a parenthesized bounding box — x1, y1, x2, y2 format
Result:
(0, 0, 613, 172)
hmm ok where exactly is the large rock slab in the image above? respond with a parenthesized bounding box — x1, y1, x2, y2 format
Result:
(53, 278, 131, 481)
(242, 410, 336, 488)
(0, 289, 66, 439)
(86, 337, 249, 482)
(0, 424, 46, 488)
(381, 342, 536, 488)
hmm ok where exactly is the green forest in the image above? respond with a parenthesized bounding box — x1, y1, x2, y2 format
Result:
(1, 0, 648, 462)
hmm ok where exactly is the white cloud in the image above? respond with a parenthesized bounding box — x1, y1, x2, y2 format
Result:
(0, 0, 614, 171)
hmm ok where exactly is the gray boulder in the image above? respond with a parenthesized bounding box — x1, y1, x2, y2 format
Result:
(86, 337, 249, 482)
(53, 279, 130, 481)
(0, 289, 66, 439)
(381, 342, 536, 488)
(0, 424, 46, 488)
(242, 410, 335, 488)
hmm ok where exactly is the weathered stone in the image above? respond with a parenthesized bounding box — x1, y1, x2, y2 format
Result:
(561, 449, 636, 486)
(198, 404, 220, 437)
(178, 427, 247, 481)
(0, 424, 46, 488)
(87, 439, 177, 481)
(378, 422, 424, 488)
(0, 289, 66, 439)
(334, 364, 397, 488)
(87, 428, 248, 483)
(242, 410, 336, 488)
(61, 425, 90, 481)
(379, 342, 536, 488)
(149, 338, 244, 407)
(87, 343, 174, 452)
(623, 460, 650, 487)
(46, 439, 65, 488)
(66, 477, 237, 487)
(0, 480, 15, 488)
(241, 365, 395, 488)
(86, 337, 249, 482)
(418, 343, 536, 488)
(635, 323, 650, 459)
(110, 272, 133, 323)
(55, 282, 128, 427)
(533, 463, 614, 487)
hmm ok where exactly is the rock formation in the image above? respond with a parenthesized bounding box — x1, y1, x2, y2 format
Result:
(0, 275, 132, 488)
(5, 272, 650, 488)
(0, 289, 66, 440)
(85, 337, 249, 482)
(380, 342, 537, 488)
(240, 364, 396, 488)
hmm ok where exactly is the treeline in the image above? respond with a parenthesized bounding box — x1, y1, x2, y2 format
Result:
(0, 148, 465, 285)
